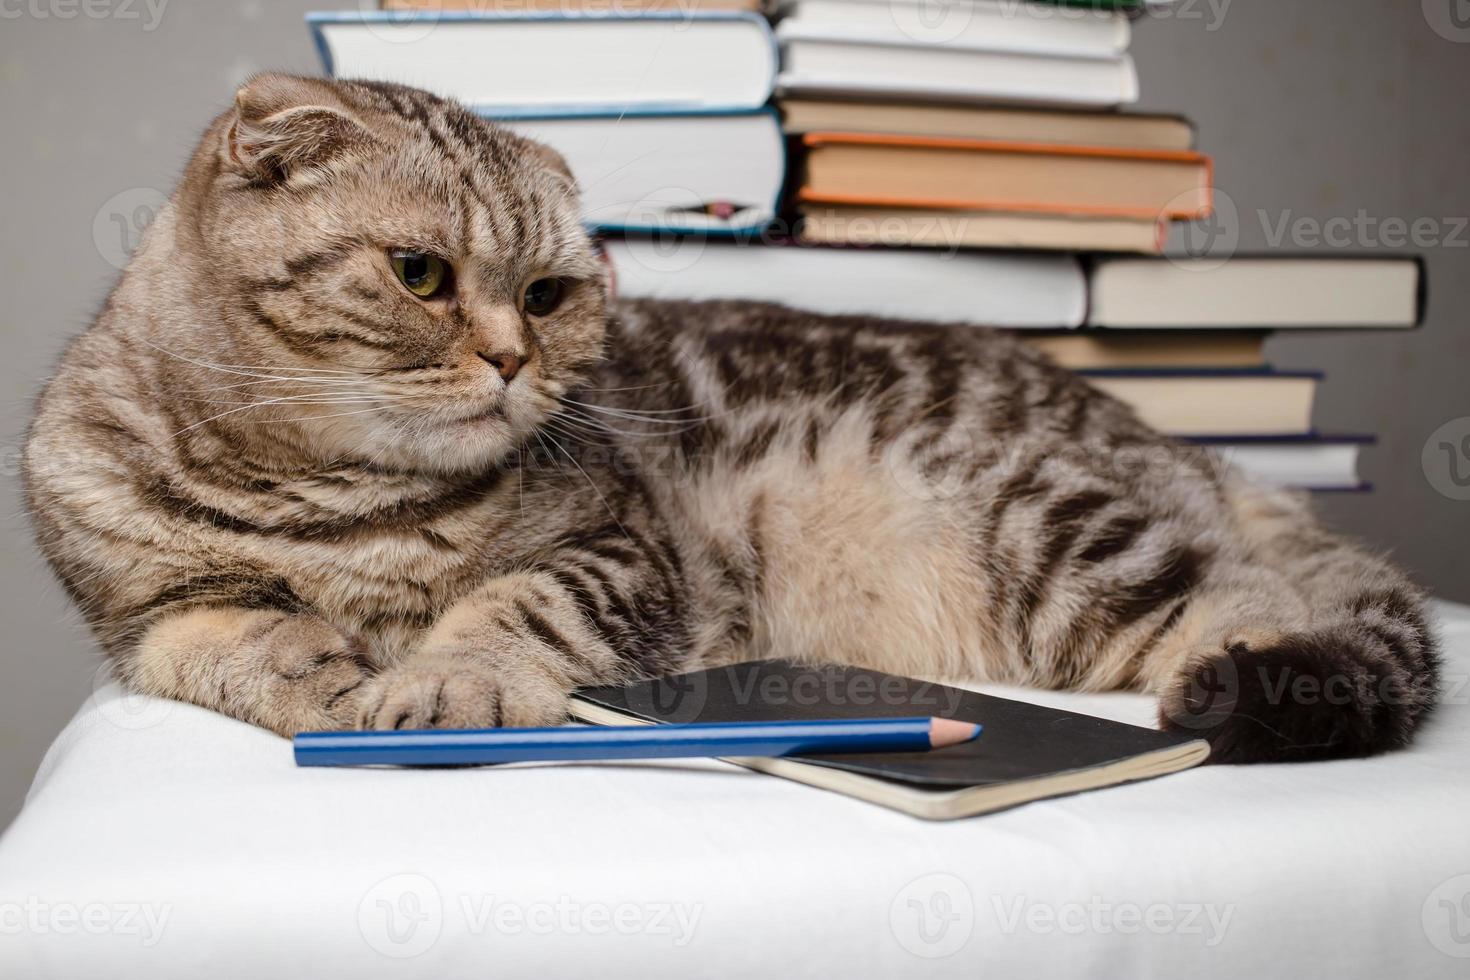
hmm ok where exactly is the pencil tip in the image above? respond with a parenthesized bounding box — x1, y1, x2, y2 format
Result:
(929, 718, 982, 749)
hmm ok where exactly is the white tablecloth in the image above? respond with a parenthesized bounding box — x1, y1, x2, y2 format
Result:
(3, 604, 1470, 979)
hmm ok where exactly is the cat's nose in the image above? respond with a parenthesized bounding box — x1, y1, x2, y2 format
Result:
(477, 350, 522, 383)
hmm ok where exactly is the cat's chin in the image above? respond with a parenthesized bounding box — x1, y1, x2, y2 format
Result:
(379, 420, 526, 476)
(304, 406, 527, 477)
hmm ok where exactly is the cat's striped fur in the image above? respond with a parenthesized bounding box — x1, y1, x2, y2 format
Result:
(24, 75, 1439, 762)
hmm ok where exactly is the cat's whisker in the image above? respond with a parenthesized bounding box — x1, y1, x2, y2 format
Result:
(549, 407, 684, 440)
(574, 380, 681, 394)
(537, 430, 631, 541)
(180, 391, 386, 405)
(170, 392, 401, 434)
(555, 402, 711, 431)
(560, 397, 707, 417)
(559, 397, 729, 428)
(237, 406, 395, 425)
(540, 418, 625, 450)
(184, 376, 376, 393)
(140, 340, 370, 382)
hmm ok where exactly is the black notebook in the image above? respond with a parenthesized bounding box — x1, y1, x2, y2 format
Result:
(572, 661, 1210, 820)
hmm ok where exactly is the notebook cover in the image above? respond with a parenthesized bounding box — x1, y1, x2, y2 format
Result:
(574, 660, 1203, 789)
(798, 132, 1213, 220)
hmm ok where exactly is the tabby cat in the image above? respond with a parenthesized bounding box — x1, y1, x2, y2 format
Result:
(24, 74, 1439, 763)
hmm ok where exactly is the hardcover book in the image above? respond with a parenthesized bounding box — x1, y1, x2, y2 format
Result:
(776, 28, 1139, 108)
(775, 0, 1134, 59)
(500, 109, 784, 233)
(1086, 255, 1426, 329)
(798, 204, 1168, 253)
(1023, 331, 1267, 370)
(308, 11, 778, 114)
(1196, 434, 1373, 492)
(779, 99, 1196, 150)
(798, 132, 1213, 220)
(602, 237, 1089, 328)
(1079, 368, 1321, 437)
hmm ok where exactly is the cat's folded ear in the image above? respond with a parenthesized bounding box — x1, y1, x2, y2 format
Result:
(525, 139, 579, 197)
(222, 73, 376, 183)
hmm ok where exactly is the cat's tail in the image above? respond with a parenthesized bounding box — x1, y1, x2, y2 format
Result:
(1155, 482, 1441, 764)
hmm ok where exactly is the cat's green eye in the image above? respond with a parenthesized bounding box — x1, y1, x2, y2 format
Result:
(523, 277, 566, 317)
(390, 250, 450, 299)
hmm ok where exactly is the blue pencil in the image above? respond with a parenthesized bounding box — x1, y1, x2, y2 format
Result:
(293, 716, 981, 768)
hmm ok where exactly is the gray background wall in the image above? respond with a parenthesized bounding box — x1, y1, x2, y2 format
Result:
(0, 0, 1466, 825)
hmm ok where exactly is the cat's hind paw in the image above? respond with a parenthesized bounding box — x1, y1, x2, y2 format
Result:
(1158, 627, 1433, 764)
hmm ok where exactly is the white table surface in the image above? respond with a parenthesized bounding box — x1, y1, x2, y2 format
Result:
(3, 603, 1469, 979)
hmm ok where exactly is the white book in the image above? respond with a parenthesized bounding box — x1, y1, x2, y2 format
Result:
(605, 240, 1087, 328)
(503, 112, 785, 232)
(776, 27, 1139, 108)
(1087, 257, 1425, 328)
(308, 12, 777, 113)
(776, 0, 1132, 59)
(1211, 439, 1367, 491)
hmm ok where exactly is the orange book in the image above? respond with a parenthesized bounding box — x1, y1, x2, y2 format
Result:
(799, 132, 1214, 221)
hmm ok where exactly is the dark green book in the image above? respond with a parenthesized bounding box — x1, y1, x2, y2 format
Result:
(573, 661, 1209, 820)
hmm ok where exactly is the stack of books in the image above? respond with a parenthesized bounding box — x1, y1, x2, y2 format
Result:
(778, 0, 1207, 254)
(310, 1, 1427, 494)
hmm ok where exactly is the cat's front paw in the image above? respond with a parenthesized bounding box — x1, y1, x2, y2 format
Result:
(355, 654, 570, 730)
(253, 615, 375, 734)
